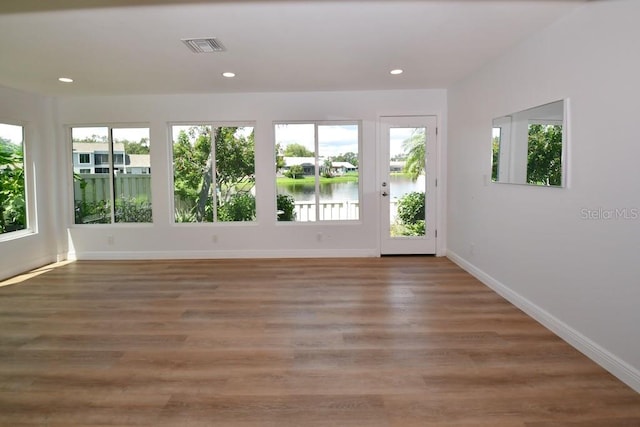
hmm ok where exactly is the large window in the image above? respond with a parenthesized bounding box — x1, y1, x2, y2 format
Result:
(491, 100, 565, 187)
(171, 124, 255, 223)
(275, 122, 360, 222)
(0, 123, 27, 235)
(72, 126, 152, 224)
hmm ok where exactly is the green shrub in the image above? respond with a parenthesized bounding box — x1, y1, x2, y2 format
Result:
(217, 192, 255, 222)
(74, 200, 111, 224)
(397, 191, 425, 225)
(75, 197, 153, 224)
(391, 192, 426, 237)
(276, 193, 296, 221)
(115, 197, 152, 223)
(174, 208, 196, 223)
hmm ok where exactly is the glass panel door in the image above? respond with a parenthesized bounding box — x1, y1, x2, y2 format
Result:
(380, 116, 437, 254)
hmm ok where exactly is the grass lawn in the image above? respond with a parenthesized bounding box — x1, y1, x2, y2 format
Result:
(277, 173, 359, 185)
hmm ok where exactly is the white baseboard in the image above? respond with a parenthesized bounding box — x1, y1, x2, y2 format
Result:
(69, 248, 379, 260)
(446, 249, 640, 393)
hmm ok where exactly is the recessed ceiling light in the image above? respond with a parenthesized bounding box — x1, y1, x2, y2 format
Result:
(58, 77, 74, 83)
(390, 69, 403, 75)
(222, 72, 236, 78)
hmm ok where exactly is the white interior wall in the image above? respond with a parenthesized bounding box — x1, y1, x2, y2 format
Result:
(447, 0, 640, 391)
(0, 86, 60, 280)
(56, 89, 447, 259)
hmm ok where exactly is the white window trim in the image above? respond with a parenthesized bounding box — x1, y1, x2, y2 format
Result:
(67, 123, 152, 226)
(274, 120, 362, 224)
(169, 121, 257, 225)
(0, 120, 36, 242)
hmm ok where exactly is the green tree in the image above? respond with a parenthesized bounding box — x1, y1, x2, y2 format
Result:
(402, 129, 426, 181)
(285, 164, 304, 179)
(275, 143, 286, 171)
(173, 126, 255, 222)
(321, 158, 333, 178)
(0, 139, 26, 233)
(123, 138, 150, 154)
(173, 126, 212, 221)
(284, 143, 314, 157)
(491, 135, 500, 181)
(215, 127, 255, 204)
(74, 134, 107, 143)
(527, 124, 562, 186)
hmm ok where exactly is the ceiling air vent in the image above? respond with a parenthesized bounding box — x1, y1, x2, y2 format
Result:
(181, 38, 226, 53)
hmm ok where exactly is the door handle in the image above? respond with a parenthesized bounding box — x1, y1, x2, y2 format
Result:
(382, 191, 389, 197)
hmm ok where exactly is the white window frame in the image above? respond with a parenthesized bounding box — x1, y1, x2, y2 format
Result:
(274, 120, 362, 223)
(0, 121, 36, 241)
(169, 121, 257, 225)
(69, 124, 151, 226)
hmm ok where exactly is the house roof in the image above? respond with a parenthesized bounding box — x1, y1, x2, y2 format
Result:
(283, 157, 316, 167)
(127, 154, 150, 168)
(0, 1, 586, 96)
(331, 162, 356, 169)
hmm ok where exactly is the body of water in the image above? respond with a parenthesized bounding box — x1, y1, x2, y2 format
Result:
(277, 175, 425, 201)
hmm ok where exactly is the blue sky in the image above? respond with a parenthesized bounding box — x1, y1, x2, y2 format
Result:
(275, 123, 359, 157)
(71, 126, 149, 142)
(55, 124, 418, 157)
(389, 127, 422, 158)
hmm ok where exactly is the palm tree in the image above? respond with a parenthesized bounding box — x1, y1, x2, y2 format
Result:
(402, 129, 426, 181)
(321, 158, 333, 178)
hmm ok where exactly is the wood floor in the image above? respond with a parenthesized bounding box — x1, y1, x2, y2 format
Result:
(0, 257, 638, 426)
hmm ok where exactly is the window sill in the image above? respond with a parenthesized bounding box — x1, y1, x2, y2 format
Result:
(0, 228, 36, 243)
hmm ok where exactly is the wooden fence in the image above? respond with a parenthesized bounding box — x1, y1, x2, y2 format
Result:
(74, 174, 152, 203)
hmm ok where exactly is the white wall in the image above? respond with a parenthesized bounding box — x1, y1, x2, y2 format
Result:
(448, 0, 640, 391)
(56, 89, 447, 259)
(0, 86, 61, 280)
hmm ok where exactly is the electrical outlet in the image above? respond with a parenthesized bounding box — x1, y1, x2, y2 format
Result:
(107, 235, 114, 245)
(211, 234, 218, 243)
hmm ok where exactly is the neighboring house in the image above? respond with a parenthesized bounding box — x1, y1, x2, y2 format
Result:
(389, 161, 405, 172)
(125, 154, 151, 174)
(282, 157, 316, 175)
(282, 157, 357, 176)
(72, 142, 150, 175)
(330, 161, 356, 175)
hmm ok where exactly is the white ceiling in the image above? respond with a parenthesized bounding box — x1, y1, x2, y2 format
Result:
(0, 0, 587, 96)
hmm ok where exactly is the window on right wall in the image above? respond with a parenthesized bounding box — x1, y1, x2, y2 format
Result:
(492, 99, 566, 187)
(274, 122, 360, 222)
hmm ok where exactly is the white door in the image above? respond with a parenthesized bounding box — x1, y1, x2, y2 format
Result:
(379, 116, 437, 255)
